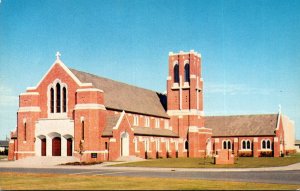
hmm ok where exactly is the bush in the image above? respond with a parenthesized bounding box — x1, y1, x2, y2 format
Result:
(238, 151, 253, 157)
(260, 151, 273, 157)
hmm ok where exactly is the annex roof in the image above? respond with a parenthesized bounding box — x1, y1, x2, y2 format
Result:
(133, 126, 179, 137)
(102, 114, 121, 137)
(205, 114, 279, 137)
(0, 140, 8, 147)
(70, 69, 168, 118)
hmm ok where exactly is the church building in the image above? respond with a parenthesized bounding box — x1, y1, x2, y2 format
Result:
(8, 50, 295, 162)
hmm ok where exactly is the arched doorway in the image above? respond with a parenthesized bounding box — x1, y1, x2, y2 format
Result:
(67, 138, 73, 156)
(52, 137, 61, 156)
(41, 138, 46, 156)
(206, 138, 211, 156)
(121, 132, 129, 156)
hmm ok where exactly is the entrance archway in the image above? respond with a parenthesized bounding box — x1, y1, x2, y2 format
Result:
(206, 138, 211, 156)
(67, 138, 73, 156)
(41, 138, 46, 156)
(121, 132, 129, 156)
(52, 137, 61, 156)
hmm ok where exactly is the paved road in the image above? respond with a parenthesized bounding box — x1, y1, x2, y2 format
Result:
(1, 167, 299, 185)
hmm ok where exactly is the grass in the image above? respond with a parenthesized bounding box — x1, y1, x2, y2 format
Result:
(0, 172, 299, 190)
(0, 155, 7, 160)
(112, 153, 300, 168)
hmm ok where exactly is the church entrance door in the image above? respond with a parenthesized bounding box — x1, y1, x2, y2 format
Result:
(52, 137, 61, 156)
(67, 138, 72, 156)
(41, 138, 46, 156)
(121, 132, 129, 156)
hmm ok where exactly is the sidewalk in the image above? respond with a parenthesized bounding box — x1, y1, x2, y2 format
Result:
(1, 158, 300, 172)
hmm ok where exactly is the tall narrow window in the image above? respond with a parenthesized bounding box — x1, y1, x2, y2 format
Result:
(185, 140, 189, 150)
(262, 140, 266, 149)
(243, 140, 246, 149)
(63, 87, 67, 112)
(174, 64, 179, 83)
(267, 140, 271, 149)
(247, 140, 251, 149)
(223, 141, 227, 149)
(81, 121, 85, 140)
(145, 117, 150, 127)
(24, 122, 27, 141)
(56, 83, 61, 113)
(50, 88, 54, 113)
(184, 63, 190, 82)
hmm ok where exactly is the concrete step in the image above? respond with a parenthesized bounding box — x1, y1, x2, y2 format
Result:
(116, 155, 145, 162)
(12, 156, 79, 166)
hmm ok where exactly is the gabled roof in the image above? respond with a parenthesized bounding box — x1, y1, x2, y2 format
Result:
(0, 140, 8, 147)
(205, 114, 279, 137)
(102, 114, 121, 137)
(70, 68, 168, 118)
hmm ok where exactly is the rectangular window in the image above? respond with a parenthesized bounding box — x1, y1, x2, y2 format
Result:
(156, 139, 160, 152)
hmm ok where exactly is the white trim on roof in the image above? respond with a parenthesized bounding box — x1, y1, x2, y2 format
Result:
(26, 57, 86, 91)
(20, 92, 39, 96)
(113, 111, 126, 130)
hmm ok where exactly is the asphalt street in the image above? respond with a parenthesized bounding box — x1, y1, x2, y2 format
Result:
(0, 167, 299, 185)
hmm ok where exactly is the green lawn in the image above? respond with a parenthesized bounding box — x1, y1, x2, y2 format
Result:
(0, 172, 299, 190)
(0, 155, 7, 160)
(112, 153, 300, 168)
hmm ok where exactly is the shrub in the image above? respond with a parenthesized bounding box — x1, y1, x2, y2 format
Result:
(238, 151, 253, 157)
(260, 151, 273, 157)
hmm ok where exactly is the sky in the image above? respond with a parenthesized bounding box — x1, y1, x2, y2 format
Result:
(0, 0, 299, 140)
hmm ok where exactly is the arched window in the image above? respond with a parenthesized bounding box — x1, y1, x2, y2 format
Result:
(247, 140, 251, 149)
(223, 140, 231, 150)
(133, 115, 139, 126)
(174, 64, 179, 83)
(242, 140, 251, 150)
(262, 140, 266, 149)
(184, 63, 190, 82)
(228, 141, 231, 149)
(56, 83, 61, 113)
(63, 87, 67, 112)
(242, 140, 246, 149)
(267, 140, 271, 149)
(24, 122, 27, 141)
(223, 141, 227, 149)
(145, 117, 150, 127)
(81, 121, 85, 140)
(50, 88, 54, 113)
(262, 139, 271, 149)
(184, 140, 189, 150)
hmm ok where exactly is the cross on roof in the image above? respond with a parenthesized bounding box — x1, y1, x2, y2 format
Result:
(56, 51, 61, 60)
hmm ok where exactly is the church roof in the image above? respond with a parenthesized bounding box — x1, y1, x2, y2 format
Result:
(102, 114, 178, 137)
(133, 126, 179, 137)
(70, 69, 168, 118)
(205, 114, 279, 137)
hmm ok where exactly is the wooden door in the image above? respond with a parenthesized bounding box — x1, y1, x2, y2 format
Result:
(67, 138, 72, 156)
(52, 137, 61, 156)
(41, 138, 46, 156)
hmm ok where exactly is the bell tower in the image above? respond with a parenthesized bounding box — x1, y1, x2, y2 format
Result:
(167, 50, 211, 158)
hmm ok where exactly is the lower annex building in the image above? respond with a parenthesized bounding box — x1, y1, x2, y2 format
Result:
(8, 50, 296, 162)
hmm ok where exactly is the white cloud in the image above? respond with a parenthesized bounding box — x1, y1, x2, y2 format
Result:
(205, 82, 274, 96)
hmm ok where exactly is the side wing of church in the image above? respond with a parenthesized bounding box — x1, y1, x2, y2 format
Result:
(8, 51, 296, 162)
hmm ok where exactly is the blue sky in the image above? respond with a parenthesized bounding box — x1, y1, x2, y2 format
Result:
(0, 0, 299, 140)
